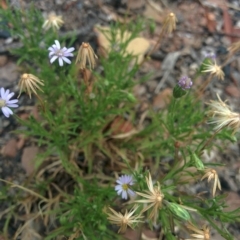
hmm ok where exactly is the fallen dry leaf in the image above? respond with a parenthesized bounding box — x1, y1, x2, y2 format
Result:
(153, 88, 172, 110)
(225, 191, 240, 211)
(2, 139, 18, 158)
(205, 11, 216, 32)
(225, 85, 240, 98)
(95, 25, 150, 64)
(0, 56, 8, 67)
(21, 146, 39, 175)
(110, 116, 134, 135)
(0, 0, 8, 9)
(126, 0, 145, 10)
(222, 4, 233, 42)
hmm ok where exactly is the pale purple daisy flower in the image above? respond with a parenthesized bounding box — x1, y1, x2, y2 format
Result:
(115, 175, 136, 200)
(48, 40, 75, 66)
(0, 88, 18, 118)
(178, 76, 193, 90)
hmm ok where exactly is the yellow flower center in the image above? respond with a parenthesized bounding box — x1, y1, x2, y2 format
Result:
(122, 184, 129, 191)
(0, 99, 6, 107)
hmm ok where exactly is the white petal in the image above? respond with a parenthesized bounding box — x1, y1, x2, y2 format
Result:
(48, 47, 54, 51)
(122, 191, 128, 199)
(66, 47, 75, 53)
(62, 57, 71, 64)
(58, 58, 63, 66)
(3, 89, 9, 99)
(7, 104, 18, 108)
(127, 189, 136, 197)
(49, 52, 55, 57)
(7, 99, 18, 104)
(117, 189, 122, 195)
(6, 92, 14, 101)
(50, 56, 58, 63)
(2, 107, 12, 117)
(54, 40, 61, 49)
(0, 88, 4, 98)
(115, 185, 122, 191)
(116, 179, 123, 184)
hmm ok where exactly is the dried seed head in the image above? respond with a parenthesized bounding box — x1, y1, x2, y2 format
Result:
(162, 12, 177, 34)
(186, 222, 210, 240)
(135, 173, 164, 223)
(18, 73, 44, 98)
(207, 94, 240, 135)
(201, 168, 221, 197)
(107, 206, 143, 233)
(75, 42, 98, 70)
(202, 60, 225, 80)
(42, 12, 64, 30)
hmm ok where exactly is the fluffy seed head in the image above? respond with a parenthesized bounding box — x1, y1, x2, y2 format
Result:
(207, 94, 240, 135)
(135, 173, 164, 223)
(201, 168, 221, 197)
(42, 12, 64, 30)
(107, 206, 142, 233)
(202, 60, 225, 80)
(18, 73, 44, 99)
(186, 222, 210, 240)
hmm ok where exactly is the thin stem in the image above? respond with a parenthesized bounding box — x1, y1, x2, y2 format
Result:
(139, 30, 165, 68)
(35, 93, 45, 112)
(194, 74, 214, 103)
(198, 129, 221, 154)
(81, 68, 92, 94)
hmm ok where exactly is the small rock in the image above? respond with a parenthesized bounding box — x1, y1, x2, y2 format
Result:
(225, 85, 240, 98)
(0, 62, 19, 87)
(2, 139, 18, 158)
(225, 192, 240, 211)
(0, 55, 8, 67)
(21, 146, 39, 175)
(17, 135, 25, 150)
(133, 84, 146, 96)
(153, 88, 172, 110)
(127, 0, 145, 10)
(146, 80, 158, 92)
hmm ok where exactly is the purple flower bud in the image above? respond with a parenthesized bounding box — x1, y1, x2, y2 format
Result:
(178, 76, 193, 90)
(205, 53, 216, 60)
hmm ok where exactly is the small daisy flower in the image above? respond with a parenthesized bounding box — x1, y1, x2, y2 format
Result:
(115, 175, 135, 200)
(0, 88, 18, 118)
(42, 12, 64, 31)
(48, 40, 75, 67)
(178, 76, 193, 90)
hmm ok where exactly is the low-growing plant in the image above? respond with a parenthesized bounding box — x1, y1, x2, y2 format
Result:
(0, 3, 240, 240)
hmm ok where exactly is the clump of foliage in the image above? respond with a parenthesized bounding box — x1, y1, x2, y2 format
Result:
(0, 4, 240, 240)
